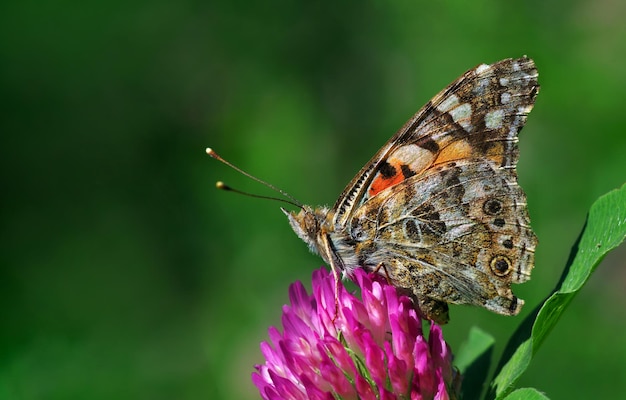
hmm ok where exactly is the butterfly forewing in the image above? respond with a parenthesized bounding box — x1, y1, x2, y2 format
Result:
(332, 57, 538, 227)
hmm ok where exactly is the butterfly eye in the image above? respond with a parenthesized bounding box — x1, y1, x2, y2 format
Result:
(490, 255, 512, 277)
(482, 198, 503, 215)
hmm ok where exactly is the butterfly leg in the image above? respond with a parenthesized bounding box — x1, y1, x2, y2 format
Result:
(320, 234, 344, 324)
(330, 261, 341, 323)
(373, 262, 393, 285)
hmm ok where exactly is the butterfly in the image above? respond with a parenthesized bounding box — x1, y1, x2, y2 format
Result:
(211, 57, 539, 324)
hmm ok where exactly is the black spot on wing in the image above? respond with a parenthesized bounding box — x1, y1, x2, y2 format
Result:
(379, 161, 396, 178)
(416, 138, 440, 153)
(483, 198, 503, 215)
(404, 219, 421, 240)
(414, 204, 447, 236)
(439, 165, 465, 200)
(401, 164, 416, 179)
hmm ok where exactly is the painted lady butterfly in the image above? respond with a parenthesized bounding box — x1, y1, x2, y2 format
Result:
(211, 57, 539, 324)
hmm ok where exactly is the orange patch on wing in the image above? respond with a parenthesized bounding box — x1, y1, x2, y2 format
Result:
(486, 142, 505, 165)
(369, 162, 404, 197)
(434, 140, 473, 165)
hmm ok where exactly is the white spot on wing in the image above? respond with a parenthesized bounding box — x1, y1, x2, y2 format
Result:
(390, 144, 435, 173)
(450, 103, 472, 120)
(436, 94, 459, 113)
(518, 105, 533, 114)
(499, 77, 509, 86)
(449, 103, 472, 130)
(485, 109, 505, 129)
(501, 92, 511, 104)
(475, 64, 491, 75)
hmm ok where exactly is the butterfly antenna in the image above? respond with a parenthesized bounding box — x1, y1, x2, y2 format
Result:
(206, 148, 304, 209)
(215, 181, 302, 208)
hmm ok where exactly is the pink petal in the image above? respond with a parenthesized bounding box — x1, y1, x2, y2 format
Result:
(359, 280, 387, 343)
(429, 323, 453, 383)
(251, 372, 271, 399)
(362, 331, 387, 386)
(433, 370, 450, 400)
(319, 358, 356, 397)
(299, 373, 334, 400)
(379, 387, 398, 400)
(385, 341, 409, 395)
(268, 369, 307, 400)
(355, 375, 378, 400)
(413, 336, 436, 398)
(321, 339, 357, 375)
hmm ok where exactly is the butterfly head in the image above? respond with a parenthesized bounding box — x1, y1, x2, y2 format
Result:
(282, 206, 329, 258)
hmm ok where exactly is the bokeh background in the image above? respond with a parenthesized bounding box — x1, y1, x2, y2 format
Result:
(2, 1, 625, 399)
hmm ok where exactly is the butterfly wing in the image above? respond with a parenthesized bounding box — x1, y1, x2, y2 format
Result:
(332, 57, 538, 228)
(335, 57, 538, 323)
(349, 157, 536, 323)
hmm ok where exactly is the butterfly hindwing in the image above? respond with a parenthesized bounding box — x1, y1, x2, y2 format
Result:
(348, 157, 536, 323)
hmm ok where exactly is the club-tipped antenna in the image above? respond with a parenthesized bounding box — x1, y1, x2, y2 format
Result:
(206, 147, 304, 209)
(215, 181, 302, 208)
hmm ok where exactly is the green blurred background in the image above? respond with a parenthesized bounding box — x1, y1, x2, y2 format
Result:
(2, 0, 625, 399)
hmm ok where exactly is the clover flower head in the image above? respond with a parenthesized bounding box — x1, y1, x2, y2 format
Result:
(252, 267, 461, 399)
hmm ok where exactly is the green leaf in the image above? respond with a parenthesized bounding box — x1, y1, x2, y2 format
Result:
(455, 326, 495, 399)
(503, 388, 550, 400)
(456, 326, 495, 373)
(490, 184, 626, 399)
